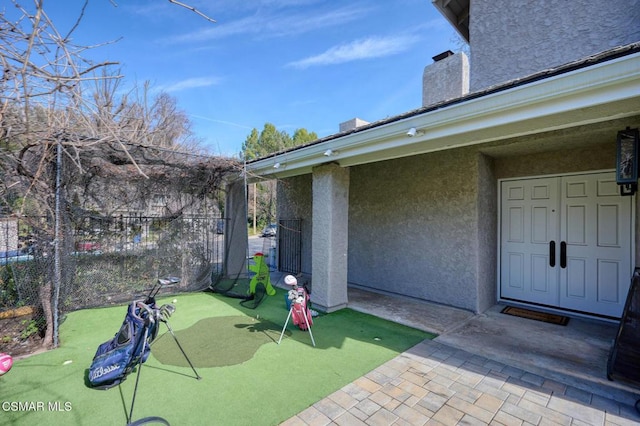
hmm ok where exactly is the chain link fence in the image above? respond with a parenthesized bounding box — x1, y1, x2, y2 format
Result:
(0, 214, 225, 350)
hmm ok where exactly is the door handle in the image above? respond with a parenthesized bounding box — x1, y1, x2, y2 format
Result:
(560, 241, 567, 268)
(549, 241, 556, 267)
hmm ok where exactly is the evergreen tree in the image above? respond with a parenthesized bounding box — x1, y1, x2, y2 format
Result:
(241, 123, 318, 231)
(292, 128, 318, 145)
(241, 123, 318, 160)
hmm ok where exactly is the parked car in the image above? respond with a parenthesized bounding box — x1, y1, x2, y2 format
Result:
(75, 241, 102, 253)
(261, 223, 277, 237)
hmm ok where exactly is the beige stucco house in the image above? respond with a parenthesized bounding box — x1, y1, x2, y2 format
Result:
(233, 0, 640, 320)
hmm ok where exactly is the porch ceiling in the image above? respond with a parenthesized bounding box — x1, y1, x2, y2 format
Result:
(479, 116, 640, 158)
(246, 51, 640, 180)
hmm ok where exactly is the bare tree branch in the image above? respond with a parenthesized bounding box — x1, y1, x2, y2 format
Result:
(0, 1, 232, 349)
(168, 0, 216, 23)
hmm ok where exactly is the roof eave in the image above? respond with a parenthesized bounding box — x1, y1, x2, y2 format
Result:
(247, 51, 640, 180)
(432, 0, 470, 43)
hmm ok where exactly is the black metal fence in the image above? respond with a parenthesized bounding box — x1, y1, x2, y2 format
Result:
(278, 219, 301, 274)
(1, 215, 225, 314)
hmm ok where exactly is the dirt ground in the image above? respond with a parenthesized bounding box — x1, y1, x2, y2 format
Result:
(0, 316, 46, 359)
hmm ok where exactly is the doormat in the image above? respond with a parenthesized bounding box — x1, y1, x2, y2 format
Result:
(501, 306, 570, 326)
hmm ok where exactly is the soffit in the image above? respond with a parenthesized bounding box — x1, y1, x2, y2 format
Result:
(479, 116, 640, 158)
(432, 0, 470, 42)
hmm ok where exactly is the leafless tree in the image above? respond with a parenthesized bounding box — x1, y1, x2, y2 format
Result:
(0, 0, 237, 348)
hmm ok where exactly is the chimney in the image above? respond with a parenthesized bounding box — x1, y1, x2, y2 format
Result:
(339, 118, 370, 133)
(422, 50, 469, 107)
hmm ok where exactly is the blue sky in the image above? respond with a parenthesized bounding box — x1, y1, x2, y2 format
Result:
(40, 0, 460, 157)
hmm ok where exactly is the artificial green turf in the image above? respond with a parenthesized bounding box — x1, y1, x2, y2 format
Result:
(152, 315, 287, 367)
(0, 289, 433, 426)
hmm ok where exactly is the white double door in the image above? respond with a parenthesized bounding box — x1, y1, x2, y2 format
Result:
(500, 172, 633, 318)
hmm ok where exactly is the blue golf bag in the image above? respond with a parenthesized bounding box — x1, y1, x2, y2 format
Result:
(88, 299, 159, 390)
(86, 278, 199, 425)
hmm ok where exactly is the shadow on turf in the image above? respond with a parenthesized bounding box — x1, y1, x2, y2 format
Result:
(150, 315, 291, 368)
(198, 287, 433, 352)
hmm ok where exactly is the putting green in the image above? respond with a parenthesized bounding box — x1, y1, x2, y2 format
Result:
(152, 315, 290, 367)
(0, 289, 433, 426)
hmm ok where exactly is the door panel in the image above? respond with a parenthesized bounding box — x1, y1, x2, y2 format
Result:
(500, 172, 632, 318)
(597, 260, 620, 303)
(566, 257, 587, 298)
(505, 252, 524, 291)
(559, 173, 632, 317)
(507, 206, 523, 243)
(500, 178, 559, 305)
(566, 205, 586, 244)
(598, 204, 620, 246)
(532, 254, 551, 292)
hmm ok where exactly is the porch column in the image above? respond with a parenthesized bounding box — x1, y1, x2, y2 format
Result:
(311, 162, 349, 312)
(224, 178, 248, 278)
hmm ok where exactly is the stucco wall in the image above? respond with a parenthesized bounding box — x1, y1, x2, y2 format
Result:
(476, 153, 497, 313)
(470, 0, 640, 91)
(311, 163, 350, 311)
(278, 148, 497, 313)
(422, 52, 469, 107)
(492, 142, 615, 179)
(275, 139, 624, 313)
(348, 147, 482, 311)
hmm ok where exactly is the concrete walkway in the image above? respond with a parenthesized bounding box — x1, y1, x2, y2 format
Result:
(280, 286, 640, 426)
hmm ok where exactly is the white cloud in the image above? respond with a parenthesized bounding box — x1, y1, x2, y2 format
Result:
(167, 5, 367, 43)
(157, 77, 221, 93)
(190, 115, 254, 130)
(286, 35, 419, 69)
